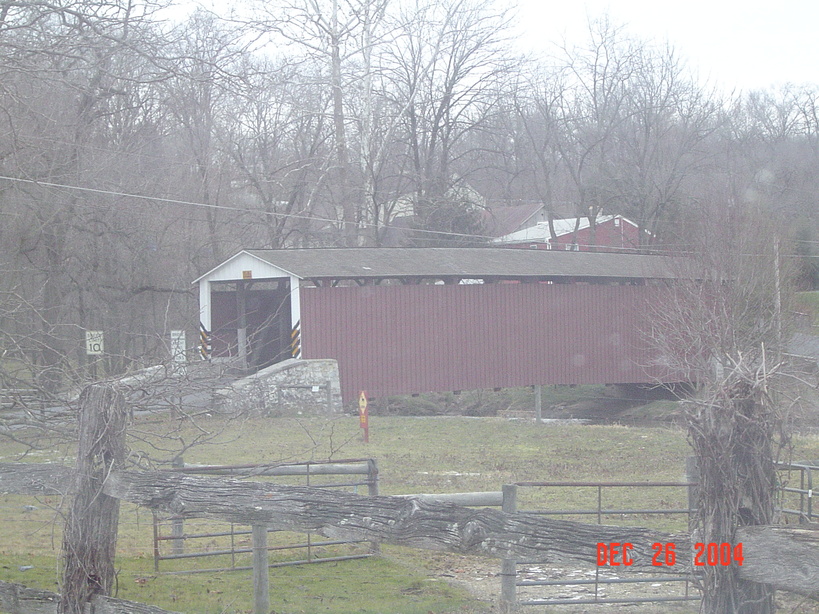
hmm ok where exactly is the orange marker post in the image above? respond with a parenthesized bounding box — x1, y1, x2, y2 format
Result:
(358, 391, 369, 443)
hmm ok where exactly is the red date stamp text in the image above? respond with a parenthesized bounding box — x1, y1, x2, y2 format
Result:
(596, 542, 744, 566)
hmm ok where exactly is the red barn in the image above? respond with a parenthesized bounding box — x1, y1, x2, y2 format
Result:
(194, 248, 681, 402)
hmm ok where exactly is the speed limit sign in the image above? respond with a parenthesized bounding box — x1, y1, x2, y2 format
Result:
(85, 330, 104, 355)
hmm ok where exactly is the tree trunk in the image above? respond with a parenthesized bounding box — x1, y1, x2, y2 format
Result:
(59, 384, 128, 614)
(330, 0, 355, 246)
(689, 384, 778, 613)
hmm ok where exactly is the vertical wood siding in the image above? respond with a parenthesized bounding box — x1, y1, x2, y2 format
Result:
(300, 283, 667, 402)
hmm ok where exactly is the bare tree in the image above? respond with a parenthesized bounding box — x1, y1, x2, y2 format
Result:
(512, 67, 567, 239)
(607, 42, 720, 244)
(0, 0, 181, 392)
(256, 0, 383, 245)
(220, 57, 332, 248)
(161, 9, 250, 263)
(649, 207, 797, 614)
(550, 18, 635, 249)
(383, 0, 514, 243)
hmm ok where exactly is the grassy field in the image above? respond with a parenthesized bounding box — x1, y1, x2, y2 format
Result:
(2, 410, 819, 613)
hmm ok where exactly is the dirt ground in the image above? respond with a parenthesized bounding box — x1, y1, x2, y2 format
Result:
(411, 395, 819, 614)
(421, 550, 819, 614)
(418, 550, 705, 614)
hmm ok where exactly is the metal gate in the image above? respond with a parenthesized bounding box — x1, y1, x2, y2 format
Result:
(152, 458, 379, 573)
(505, 460, 819, 608)
(501, 481, 700, 608)
(776, 460, 817, 523)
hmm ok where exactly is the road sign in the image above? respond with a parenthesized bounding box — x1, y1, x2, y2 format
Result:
(171, 330, 187, 375)
(358, 391, 369, 443)
(170, 330, 186, 363)
(85, 331, 104, 355)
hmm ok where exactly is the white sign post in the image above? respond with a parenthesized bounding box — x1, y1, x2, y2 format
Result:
(171, 330, 187, 375)
(171, 330, 186, 362)
(85, 331, 104, 355)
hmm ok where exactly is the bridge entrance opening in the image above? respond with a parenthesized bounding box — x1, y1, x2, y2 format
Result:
(210, 278, 292, 371)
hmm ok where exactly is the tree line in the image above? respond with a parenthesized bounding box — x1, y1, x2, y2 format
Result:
(0, 0, 818, 391)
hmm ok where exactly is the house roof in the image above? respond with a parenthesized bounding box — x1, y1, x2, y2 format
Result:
(493, 215, 637, 244)
(206, 247, 684, 282)
(380, 203, 547, 246)
(483, 204, 546, 237)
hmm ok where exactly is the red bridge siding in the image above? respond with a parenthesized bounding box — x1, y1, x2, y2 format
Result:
(300, 283, 664, 402)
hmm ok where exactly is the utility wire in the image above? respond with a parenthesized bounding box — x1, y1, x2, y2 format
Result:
(0, 174, 501, 242)
(1, 173, 815, 256)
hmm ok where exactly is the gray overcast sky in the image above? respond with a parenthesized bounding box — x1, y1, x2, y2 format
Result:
(190, 0, 817, 92)
(515, 0, 819, 93)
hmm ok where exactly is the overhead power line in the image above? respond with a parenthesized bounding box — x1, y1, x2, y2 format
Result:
(0, 174, 500, 243)
(1, 173, 812, 257)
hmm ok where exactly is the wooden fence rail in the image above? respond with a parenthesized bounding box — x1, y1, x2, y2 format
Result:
(100, 468, 819, 596)
(152, 457, 379, 571)
(0, 580, 179, 614)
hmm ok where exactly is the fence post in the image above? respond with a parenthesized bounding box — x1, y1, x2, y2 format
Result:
(534, 385, 542, 423)
(252, 524, 269, 614)
(152, 513, 161, 572)
(60, 383, 128, 614)
(367, 459, 381, 554)
(367, 458, 380, 497)
(171, 456, 185, 555)
(500, 483, 518, 613)
(686, 455, 699, 527)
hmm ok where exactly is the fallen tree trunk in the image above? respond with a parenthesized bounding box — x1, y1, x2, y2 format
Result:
(0, 581, 180, 614)
(0, 581, 56, 614)
(735, 524, 819, 598)
(104, 468, 684, 569)
(102, 468, 819, 596)
(0, 463, 72, 495)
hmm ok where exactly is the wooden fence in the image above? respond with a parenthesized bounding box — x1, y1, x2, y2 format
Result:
(1, 382, 819, 614)
(0, 389, 43, 411)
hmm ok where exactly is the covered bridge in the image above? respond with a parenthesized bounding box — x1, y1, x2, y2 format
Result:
(194, 248, 682, 403)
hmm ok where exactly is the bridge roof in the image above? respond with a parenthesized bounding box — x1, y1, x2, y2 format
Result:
(237, 247, 682, 282)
